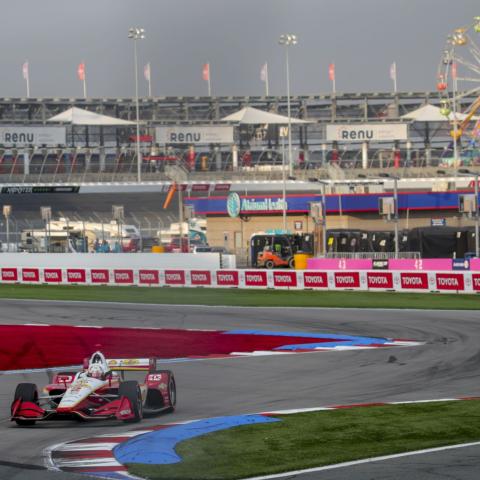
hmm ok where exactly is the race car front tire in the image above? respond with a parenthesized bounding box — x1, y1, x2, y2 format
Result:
(119, 381, 143, 423)
(14, 383, 39, 426)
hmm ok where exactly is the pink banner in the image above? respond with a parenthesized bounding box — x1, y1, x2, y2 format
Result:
(389, 259, 452, 271)
(307, 258, 372, 270)
(469, 259, 480, 271)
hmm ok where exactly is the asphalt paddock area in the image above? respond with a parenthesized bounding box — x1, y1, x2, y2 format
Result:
(0, 300, 479, 479)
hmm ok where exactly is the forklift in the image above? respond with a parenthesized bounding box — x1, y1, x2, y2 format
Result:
(250, 232, 314, 269)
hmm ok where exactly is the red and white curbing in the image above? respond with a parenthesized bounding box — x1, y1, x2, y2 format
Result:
(46, 396, 480, 479)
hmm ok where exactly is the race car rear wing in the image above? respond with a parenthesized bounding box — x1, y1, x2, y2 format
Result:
(107, 358, 156, 372)
(82, 357, 156, 372)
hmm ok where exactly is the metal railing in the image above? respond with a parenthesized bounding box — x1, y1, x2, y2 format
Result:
(323, 251, 421, 259)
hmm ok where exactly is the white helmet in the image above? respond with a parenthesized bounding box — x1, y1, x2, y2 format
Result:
(88, 364, 103, 379)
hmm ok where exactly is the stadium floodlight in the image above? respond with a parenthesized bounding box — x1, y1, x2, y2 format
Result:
(128, 27, 146, 183)
(278, 33, 297, 177)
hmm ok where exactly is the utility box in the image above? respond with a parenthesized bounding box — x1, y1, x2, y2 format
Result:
(378, 197, 395, 216)
(458, 194, 477, 214)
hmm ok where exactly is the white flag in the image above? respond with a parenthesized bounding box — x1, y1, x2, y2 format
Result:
(390, 62, 397, 81)
(260, 63, 267, 82)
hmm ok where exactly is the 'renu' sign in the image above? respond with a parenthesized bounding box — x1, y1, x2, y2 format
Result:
(0, 126, 66, 146)
(326, 123, 408, 142)
(156, 125, 234, 145)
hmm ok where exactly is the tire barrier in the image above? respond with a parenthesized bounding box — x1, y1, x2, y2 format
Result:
(0, 267, 479, 293)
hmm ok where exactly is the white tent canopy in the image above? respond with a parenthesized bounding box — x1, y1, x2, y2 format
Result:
(221, 106, 310, 124)
(401, 104, 472, 122)
(47, 107, 135, 126)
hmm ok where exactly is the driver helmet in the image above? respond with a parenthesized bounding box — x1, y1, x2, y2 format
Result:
(88, 363, 104, 379)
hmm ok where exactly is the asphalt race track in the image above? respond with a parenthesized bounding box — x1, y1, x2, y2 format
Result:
(0, 299, 479, 479)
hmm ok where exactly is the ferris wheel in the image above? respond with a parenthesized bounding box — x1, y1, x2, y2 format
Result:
(437, 16, 480, 158)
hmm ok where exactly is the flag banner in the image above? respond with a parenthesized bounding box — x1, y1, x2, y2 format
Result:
(202, 63, 210, 81)
(451, 62, 457, 79)
(144, 63, 151, 81)
(22, 61, 29, 80)
(390, 62, 396, 80)
(328, 63, 335, 82)
(260, 63, 267, 82)
(77, 62, 85, 81)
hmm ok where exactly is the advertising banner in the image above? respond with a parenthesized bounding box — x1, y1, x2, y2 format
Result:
(367, 272, 393, 289)
(114, 270, 134, 284)
(326, 123, 408, 142)
(1, 268, 17, 282)
(472, 274, 480, 291)
(334, 272, 361, 288)
(22, 268, 39, 282)
(303, 271, 329, 288)
(90, 269, 110, 284)
(0, 126, 66, 146)
(435, 273, 465, 291)
(216, 270, 239, 286)
(190, 270, 212, 286)
(244, 271, 268, 287)
(43, 268, 62, 283)
(156, 125, 234, 145)
(164, 270, 186, 285)
(139, 270, 159, 285)
(67, 269, 86, 283)
(273, 271, 297, 287)
(400, 272, 429, 289)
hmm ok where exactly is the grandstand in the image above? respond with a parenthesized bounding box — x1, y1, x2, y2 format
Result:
(0, 91, 477, 184)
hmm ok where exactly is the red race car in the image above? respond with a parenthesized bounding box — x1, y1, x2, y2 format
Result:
(11, 351, 176, 426)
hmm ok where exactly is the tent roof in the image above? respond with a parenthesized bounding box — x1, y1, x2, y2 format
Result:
(401, 104, 471, 122)
(47, 107, 135, 126)
(221, 106, 310, 124)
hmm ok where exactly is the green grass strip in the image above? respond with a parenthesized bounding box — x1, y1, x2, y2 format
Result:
(128, 400, 480, 480)
(0, 283, 479, 309)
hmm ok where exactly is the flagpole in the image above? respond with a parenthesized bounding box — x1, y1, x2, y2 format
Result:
(147, 63, 152, 97)
(265, 63, 269, 96)
(83, 61, 87, 98)
(207, 62, 212, 96)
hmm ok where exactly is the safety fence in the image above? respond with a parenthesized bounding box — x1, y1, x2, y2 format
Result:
(0, 267, 479, 293)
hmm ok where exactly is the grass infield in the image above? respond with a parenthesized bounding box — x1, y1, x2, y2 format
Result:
(0, 283, 479, 309)
(128, 400, 480, 480)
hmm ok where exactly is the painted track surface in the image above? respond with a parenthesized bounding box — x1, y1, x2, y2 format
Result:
(0, 299, 479, 479)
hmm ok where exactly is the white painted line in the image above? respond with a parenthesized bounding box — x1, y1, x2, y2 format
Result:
(54, 443, 120, 451)
(241, 441, 480, 480)
(0, 297, 474, 312)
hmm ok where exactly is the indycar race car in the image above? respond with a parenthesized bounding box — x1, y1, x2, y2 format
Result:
(11, 351, 176, 425)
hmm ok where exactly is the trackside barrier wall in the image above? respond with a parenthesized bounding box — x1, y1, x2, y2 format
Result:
(1, 267, 480, 293)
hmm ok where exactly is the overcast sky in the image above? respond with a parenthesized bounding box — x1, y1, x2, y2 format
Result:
(2, 0, 479, 98)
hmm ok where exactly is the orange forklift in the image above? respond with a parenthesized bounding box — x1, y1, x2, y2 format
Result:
(251, 232, 314, 269)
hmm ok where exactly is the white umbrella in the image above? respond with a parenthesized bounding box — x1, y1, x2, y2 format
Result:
(401, 104, 473, 122)
(47, 107, 135, 126)
(221, 106, 310, 124)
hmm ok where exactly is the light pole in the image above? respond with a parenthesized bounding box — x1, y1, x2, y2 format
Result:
(128, 27, 145, 183)
(279, 34, 297, 177)
(378, 173, 399, 258)
(3, 205, 11, 252)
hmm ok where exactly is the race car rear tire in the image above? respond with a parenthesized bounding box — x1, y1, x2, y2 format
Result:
(14, 383, 38, 426)
(167, 374, 176, 412)
(265, 260, 275, 269)
(119, 381, 143, 423)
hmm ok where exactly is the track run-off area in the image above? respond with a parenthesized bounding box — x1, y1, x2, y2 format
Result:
(0, 299, 480, 479)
